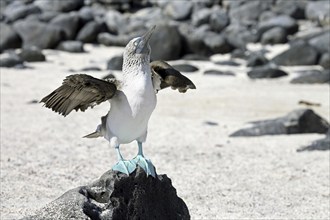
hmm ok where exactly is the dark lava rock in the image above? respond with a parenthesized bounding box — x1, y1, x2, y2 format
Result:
(57, 41, 84, 53)
(107, 55, 123, 71)
(272, 43, 318, 66)
(13, 20, 63, 49)
(98, 33, 130, 47)
(273, 0, 306, 19)
(297, 130, 330, 152)
(247, 66, 288, 79)
(34, 0, 84, 12)
(319, 53, 330, 69)
(172, 64, 198, 73)
(261, 27, 288, 45)
(78, 6, 95, 24)
(204, 70, 235, 76)
(22, 167, 190, 220)
(290, 69, 330, 84)
(0, 23, 22, 52)
(246, 53, 268, 67)
(258, 15, 299, 36)
(76, 21, 103, 43)
(18, 47, 46, 62)
(50, 13, 81, 40)
(164, 1, 193, 21)
(149, 24, 182, 61)
(3, 1, 41, 23)
(230, 109, 330, 137)
(0, 53, 24, 67)
(305, 1, 330, 26)
(308, 31, 330, 54)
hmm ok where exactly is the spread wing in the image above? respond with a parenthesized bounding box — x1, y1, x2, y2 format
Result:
(40, 74, 117, 116)
(150, 60, 196, 93)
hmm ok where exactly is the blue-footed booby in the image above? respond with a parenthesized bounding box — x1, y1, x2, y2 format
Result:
(40, 26, 196, 177)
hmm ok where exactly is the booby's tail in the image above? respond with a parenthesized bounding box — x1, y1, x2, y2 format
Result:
(83, 113, 108, 138)
(83, 131, 102, 138)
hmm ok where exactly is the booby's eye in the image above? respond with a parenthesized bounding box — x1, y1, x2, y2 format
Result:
(134, 41, 138, 46)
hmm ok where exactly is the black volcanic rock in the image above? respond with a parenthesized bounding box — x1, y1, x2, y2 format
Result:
(273, 0, 306, 19)
(247, 66, 287, 79)
(172, 64, 198, 73)
(272, 43, 318, 66)
(246, 53, 268, 67)
(230, 109, 330, 137)
(22, 167, 190, 220)
(13, 20, 63, 49)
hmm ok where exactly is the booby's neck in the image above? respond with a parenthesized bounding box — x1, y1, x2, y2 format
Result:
(122, 54, 151, 81)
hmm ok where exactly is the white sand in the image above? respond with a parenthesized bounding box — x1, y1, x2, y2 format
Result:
(1, 44, 329, 219)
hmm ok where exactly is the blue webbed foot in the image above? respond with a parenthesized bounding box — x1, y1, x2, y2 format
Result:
(112, 160, 136, 175)
(132, 155, 156, 178)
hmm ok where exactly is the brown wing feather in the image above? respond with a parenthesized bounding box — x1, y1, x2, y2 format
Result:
(150, 60, 196, 93)
(40, 74, 117, 116)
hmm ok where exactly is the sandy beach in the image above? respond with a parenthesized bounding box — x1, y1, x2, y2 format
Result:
(1, 44, 329, 219)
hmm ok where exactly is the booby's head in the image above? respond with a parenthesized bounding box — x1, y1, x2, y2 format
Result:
(123, 26, 156, 66)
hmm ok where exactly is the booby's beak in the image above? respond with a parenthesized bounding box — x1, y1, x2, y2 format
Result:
(136, 25, 156, 54)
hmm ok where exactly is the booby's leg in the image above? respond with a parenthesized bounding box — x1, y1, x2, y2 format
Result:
(112, 145, 136, 175)
(131, 141, 156, 177)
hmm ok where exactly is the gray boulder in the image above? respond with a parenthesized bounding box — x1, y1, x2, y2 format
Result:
(13, 20, 63, 49)
(0, 23, 22, 52)
(247, 66, 287, 79)
(98, 33, 131, 47)
(57, 41, 84, 53)
(18, 47, 46, 62)
(308, 31, 330, 54)
(319, 53, 330, 69)
(107, 55, 123, 71)
(272, 43, 318, 66)
(230, 109, 329, 137)
(258, 14, 299, 36)
(224, 23, 259, 50)
(3, 1, 41, 23)
(149, 24, 182, 61)
(76, 21, 103, 43)
(290, 69, 330, 84)
(191, 8, 211, 27)
(229, 1, 272, 24)
(305, 1, 330, 26)
(34, 0, 84, 12)
(22, 167, 190, 220)
(104, 10, 126, 35)
(0, 52, 24, 68)
(164, 1, 193, 21)
(50, 13, 81, 40)
(209, 7, 229, 33)
(272, 0, 306, 19)
(261, 27, 288, 45)
(204, 32, 233, 54)
(297, 130, 330, 152)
